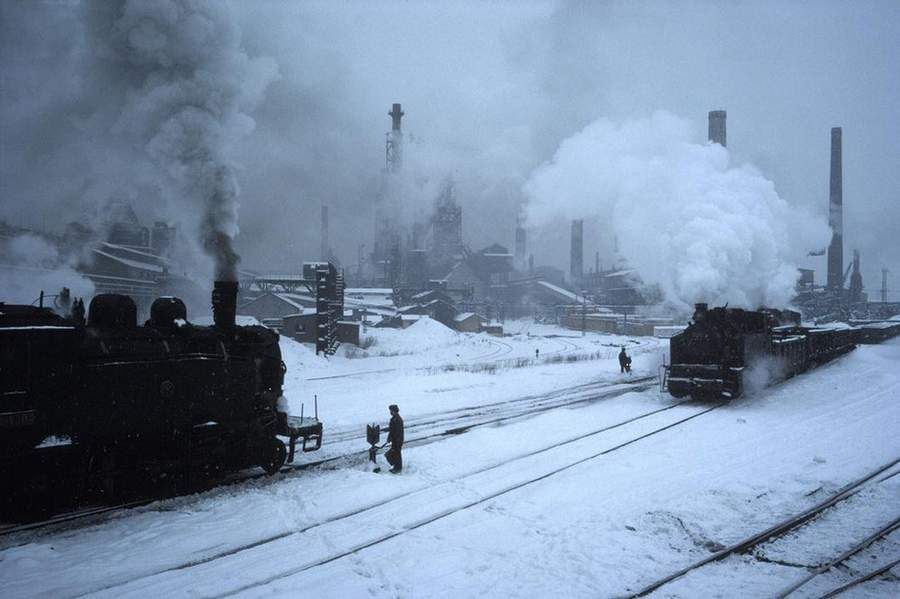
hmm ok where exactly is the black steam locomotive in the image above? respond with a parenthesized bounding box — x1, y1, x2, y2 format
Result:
(1, 282, 321, 513)
(667, 303, 856, 400)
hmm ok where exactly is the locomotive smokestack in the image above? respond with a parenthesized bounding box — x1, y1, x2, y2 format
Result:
(708, 110, 726, 147)
(212, 280, 238, 329)
(827, 127, 843, 290)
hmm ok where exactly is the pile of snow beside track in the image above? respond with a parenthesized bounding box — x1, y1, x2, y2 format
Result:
(357, 317, 460, 355)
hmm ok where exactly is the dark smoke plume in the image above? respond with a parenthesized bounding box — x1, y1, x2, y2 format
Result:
(90, 0, 278, 281)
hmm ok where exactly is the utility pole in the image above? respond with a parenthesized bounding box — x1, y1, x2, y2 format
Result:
(582, 291, 587, 337)
(882, 269, 889, 304)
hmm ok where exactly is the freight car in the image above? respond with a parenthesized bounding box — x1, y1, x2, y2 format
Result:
(0, 282, 321, 514)
(666, 303, 855, 400)
(851, 320, 900, 344)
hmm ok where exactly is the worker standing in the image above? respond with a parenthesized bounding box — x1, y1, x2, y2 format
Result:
(619, 347, 632, 374)
(385, 404, 404, 473)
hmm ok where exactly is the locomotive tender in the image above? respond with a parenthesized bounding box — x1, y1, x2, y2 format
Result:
(1, 281, 321, 511)
(667, 303, 856, 400)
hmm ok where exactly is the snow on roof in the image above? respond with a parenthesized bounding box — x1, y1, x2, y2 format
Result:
(454, 312, 479, 322)
(1, 325, 77, 331)
(603, 269, 636, 278)
(535, 280, 587, 304)
(92, 248, 164, 273)
(344, 288, 392, 295)
(255, 273, 307, 281)
(274, 294, 307, 311)
(100, 241, 168, 263)
(277, 292, 316, 305)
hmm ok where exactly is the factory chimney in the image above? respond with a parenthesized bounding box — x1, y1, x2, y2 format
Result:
(570, 219, 584, 286)
(827, 127, 843, 290)
(708, 110, 727, 147)
(386, 103, 404, 173)
(515, 215, 526, 271)
(320, 204, 329, 260)
(849, 249, 863, 303)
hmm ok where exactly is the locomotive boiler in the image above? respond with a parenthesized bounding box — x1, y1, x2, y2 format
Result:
(666, 303, 855, 400)
(1, 281, 322, 513)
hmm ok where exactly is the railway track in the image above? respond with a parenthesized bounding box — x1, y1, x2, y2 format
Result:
(816, 555, 900, 598)
(0, 375, 656, 543)
(776, 516, 900, 598)
(629, 458, 900, 597)
(75, 400, 720, 598)
(304, 337, 515, 381)
(324, 374, 656, 445)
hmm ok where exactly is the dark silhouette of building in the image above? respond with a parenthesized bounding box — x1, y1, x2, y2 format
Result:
(431, 179, 463, 273)
(708, 110, 726, 147)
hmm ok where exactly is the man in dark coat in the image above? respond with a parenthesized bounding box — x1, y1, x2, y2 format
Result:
(385, 404, 404, 473)
(619, 347, 631, 374)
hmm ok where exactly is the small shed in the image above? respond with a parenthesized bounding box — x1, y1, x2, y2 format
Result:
(282, 312, 317, 343)
(238, 292, 306, 322)
(453, 312, 485, 333)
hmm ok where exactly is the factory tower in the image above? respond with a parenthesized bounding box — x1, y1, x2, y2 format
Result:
(570, 219, 584, 286)
(827, 127, 843, 290)
(708, 110, 726, 147)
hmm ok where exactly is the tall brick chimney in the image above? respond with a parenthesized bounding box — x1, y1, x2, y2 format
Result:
(708, 110, 726, 147)
(827, 127, 843, 290)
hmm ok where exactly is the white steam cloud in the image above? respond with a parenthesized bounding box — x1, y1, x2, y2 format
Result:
(524, 111, 831, 311)
(94, 0, 279, 280)
(0, 235, 95, 306)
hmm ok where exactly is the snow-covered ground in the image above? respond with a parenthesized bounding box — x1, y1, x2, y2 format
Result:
(1, 320, 898, 598)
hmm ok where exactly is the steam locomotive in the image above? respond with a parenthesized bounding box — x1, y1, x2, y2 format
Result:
(666, 303, 856, 400)
(1, 282, 322, 513)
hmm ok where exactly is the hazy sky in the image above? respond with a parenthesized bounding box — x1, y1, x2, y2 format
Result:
(2, 0, 898, 295)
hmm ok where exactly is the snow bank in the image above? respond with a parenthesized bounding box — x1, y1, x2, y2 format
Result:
(280, 335, 329, 370)
(363, 317, 460, 355)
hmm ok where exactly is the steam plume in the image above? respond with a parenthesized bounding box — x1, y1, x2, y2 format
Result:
(0, 235, 95, 305)
(525, 111, 831, 311)
(93, 0, 278, 280)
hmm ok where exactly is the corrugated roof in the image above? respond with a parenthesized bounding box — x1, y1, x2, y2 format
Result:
(92, 248, 163, 273)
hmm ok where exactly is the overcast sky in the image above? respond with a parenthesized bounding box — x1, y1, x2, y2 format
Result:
(1, 0, 898, 295)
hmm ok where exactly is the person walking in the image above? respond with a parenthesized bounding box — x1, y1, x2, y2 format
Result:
(385, 404, 404, 473)
(618, 347, 631, 374)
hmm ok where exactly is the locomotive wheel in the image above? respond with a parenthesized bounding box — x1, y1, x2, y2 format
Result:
(259, 438, 287, 475)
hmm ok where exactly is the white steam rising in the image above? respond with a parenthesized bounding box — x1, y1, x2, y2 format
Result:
(524, 112, 831, 311)
(0, 235, 95, 305)
(97, 0, 279, 280)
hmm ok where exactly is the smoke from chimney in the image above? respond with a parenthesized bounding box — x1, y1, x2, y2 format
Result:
(90, 1, 279, 283)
